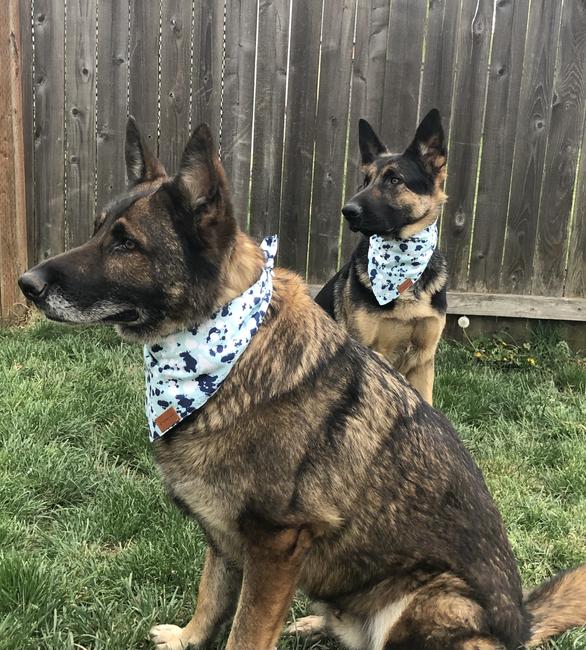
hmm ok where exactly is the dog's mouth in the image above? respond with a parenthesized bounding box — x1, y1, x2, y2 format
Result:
(101, 309, 140, 323)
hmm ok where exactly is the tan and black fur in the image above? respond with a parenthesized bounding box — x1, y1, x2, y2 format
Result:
(19, 120, 586, 650)
(316, 110, 448, 404)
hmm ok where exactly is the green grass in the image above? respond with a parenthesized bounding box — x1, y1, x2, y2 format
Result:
(0, 320, 585, 650)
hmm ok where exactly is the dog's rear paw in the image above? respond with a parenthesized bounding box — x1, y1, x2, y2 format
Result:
(149, 624, 190, 649)
(285, 615, 325, 638)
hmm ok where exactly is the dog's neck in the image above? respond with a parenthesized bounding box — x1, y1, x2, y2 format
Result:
(215, 230, 266, 308)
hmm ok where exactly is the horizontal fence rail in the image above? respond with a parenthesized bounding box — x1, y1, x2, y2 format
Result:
(2, 0, 586, 322)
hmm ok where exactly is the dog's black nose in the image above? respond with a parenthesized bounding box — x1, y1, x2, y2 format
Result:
(342, 202, 362, 223)
(18, 270, 49, 301)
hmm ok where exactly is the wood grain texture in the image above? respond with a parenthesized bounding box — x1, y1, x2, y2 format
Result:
(221, 0, 258, 229)
(248, 0, 289, 241)
(340, 0, 392, 263)
(500, 1, 563, 294)
(65, 0, 98, 249)
(32, 0, 65, 259)
(380, 0, 427, 151)
(306, 286, 586, 322)
(128, 0, 161, 155)
(278, 0, 322, 275)
(565, 107, 586, 298)
(306, 0, 356, 284)
(159, 0, 193, 172)
(0, 0, 28, 319)
(468, 0, 530, 292)
(18, 0, 34, 265)
(440, 0, 492, 290)
(532, 0, 586, 296)
(96, 0, 130, 209)
(418, 0, 461, 125)
(191, 0, 223, 140)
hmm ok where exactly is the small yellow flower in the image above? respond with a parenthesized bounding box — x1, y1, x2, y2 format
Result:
(527, 357, 537, 366)
(474, 351, 482, 359)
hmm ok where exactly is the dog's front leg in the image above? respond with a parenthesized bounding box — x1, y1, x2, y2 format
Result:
(225, 526, 313, 650)
(150, 546, 241, 649)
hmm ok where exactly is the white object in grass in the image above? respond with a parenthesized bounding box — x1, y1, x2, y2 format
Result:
(458, 316, 470, 329)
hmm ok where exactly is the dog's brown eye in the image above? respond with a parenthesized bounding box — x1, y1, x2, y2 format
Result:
(391, 177, 401, 185)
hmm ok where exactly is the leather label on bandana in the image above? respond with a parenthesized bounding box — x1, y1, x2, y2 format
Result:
(398, 278, 414, 294)
(155, 406, 181, 433)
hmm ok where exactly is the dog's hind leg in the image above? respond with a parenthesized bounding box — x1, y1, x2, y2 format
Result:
(150, 546, 241, 650)
(285, 614, 326, 638)
(381, 582, 507, 650)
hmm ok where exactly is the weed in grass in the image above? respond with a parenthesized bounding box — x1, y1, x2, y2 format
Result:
(0, 320, 584, 649)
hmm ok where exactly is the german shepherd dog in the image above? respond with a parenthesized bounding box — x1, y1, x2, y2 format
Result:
(19, 120, 586, 650)
(315, 110, 448, 405)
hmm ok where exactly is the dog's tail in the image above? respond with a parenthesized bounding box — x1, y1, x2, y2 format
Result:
(524, 563, 586, 646)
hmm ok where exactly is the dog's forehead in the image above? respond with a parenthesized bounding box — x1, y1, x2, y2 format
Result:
(98, 186, 160, 229)
(374, 154, 424, 180)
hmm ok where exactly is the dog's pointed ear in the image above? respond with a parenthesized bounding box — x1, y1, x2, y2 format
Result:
(175, 123, 219, 206)
(359, 119, 387, 165)
(406, 109, 446, 173)
(125, 117, 166, 186)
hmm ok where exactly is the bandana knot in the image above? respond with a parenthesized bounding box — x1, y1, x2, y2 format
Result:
(144, 235, 278, 441)
(367, 223, 437, 305)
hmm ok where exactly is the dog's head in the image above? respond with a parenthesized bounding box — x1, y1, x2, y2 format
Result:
(343, 109, 447, 239)
(19, 119, 238, 342)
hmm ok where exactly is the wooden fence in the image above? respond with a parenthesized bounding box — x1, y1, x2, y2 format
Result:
(2, 0, 586, 323)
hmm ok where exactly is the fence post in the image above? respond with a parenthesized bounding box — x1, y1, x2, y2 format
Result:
(0, 0, 28, 321)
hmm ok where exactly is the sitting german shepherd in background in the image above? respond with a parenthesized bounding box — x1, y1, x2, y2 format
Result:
(316, 110, 448, 405)
(19, 120, 586, 650)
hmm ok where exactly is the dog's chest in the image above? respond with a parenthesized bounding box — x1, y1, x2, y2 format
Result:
(349, 293, 436, 359)
(153, 437, 250, 557)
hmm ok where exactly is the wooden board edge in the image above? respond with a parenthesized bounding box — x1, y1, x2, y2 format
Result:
(307, 286, 586, 322)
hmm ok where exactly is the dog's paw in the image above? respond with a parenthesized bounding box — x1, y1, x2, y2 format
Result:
(149, 624, 189, 649)
(285, 615, 325, 638)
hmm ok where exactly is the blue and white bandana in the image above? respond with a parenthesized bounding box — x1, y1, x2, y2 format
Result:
(144, 235, 278, 441)
(367, 222, 438, 305)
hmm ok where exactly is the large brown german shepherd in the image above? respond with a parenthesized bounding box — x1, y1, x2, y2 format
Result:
(19, 120, 586, 650)
(316, 110, 448, 405)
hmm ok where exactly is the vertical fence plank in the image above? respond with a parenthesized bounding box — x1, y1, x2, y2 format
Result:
(306, 0, 356, 283)
(532, 0, 586, 297)
(565, 111, 586, 298)
(128, 0, 161, 155)
(500, 2, 563, 294)
(440, 0, 493, 290)
(341, 0, 392, 263)
(0, 0, 28, 319)
(96, 0, 130, 209)
(278, 0, 322, 275)
(191, 0, 223, 140)
(65, 0, 97, 248)
(468, 0, 529, 292)
(380, 0, 427, 151)
(33, 0, 65, 259)
(19, 0, 35, 265)
(248, 0, 289, 241)
(221, 0, 258, 229)
(159, 0, 193, 172)
(419, 0, 461, 125)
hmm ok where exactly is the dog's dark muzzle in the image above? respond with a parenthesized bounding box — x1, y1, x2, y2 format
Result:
(18, 267, 50, 303)
(342, 202, 363, 231)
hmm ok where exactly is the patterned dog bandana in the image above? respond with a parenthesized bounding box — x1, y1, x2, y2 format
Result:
(144, 235, 278, 441)
(367, 222, 438, 306)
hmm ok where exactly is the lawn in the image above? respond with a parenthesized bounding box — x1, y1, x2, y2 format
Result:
(0, 319, 585, 650)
